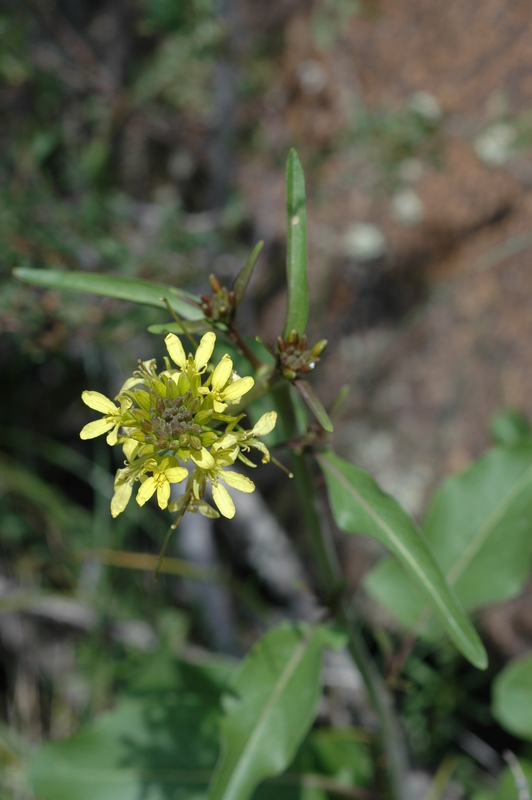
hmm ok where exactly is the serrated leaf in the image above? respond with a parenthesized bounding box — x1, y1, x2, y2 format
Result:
(207, 623, 341, 800)
(318, 451, 487, 669)
(233, 241, 264, 308)
(13, 268, 204, 320)
(493, 655, 532, 741)
(365, 445, 532, 635)
(283, 150, 309, 338)
(28, 693, 219, 800)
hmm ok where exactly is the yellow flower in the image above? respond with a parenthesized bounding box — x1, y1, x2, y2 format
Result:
(80, 391, 131, 446)
(136, 457, 188, 510)
(165, 331, 215, 374)
(199, 353, 254, 412)
(217, 411, 277, 465)
(190, 446, 255, 519)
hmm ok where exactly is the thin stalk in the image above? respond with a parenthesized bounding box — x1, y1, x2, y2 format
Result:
(276, 384, 409, 800)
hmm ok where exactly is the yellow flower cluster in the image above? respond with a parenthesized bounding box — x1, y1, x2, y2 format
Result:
(80, 332, 276, 520)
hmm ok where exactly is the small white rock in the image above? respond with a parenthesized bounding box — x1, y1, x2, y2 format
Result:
(409, 91, 442, 121)
(392, 188, 425, 225)
(474, 122, 516, 166)
(343, 223, 387, 261)
(297, 59, 328, 94)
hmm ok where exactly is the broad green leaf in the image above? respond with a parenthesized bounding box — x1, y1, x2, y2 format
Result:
(283, 150, 309, 338)
(492, 655, 532, 741)
(318, 451, 487, 669)
(294, 380, 334, 433)
(13, 267, 204, 320)
(233, 241, 264, 308)
(29, 693, 219, 800)
(365, 445, 532, 633)
(207, 622, 343, 800)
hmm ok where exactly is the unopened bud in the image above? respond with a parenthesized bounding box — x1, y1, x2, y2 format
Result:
(311, 339, 328, 357)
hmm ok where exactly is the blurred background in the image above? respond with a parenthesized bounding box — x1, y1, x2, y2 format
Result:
(2, 0, 532, 795)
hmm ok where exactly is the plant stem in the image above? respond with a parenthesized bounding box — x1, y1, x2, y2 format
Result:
(277, 384, 409, 800)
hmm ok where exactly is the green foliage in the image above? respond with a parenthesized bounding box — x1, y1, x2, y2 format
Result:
(492, 655, 532, 741)
(318, 451, 487, 669)
(13, 268, 204, 320)
(207, 623, 344, 800)
(472, 759, 532, 800)
(283, 150, 309, 338)
(365, 445, 532, 633)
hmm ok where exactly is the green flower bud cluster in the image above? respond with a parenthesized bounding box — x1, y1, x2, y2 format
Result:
(277, 330, 328, 381)
(80, 332, 277, 521)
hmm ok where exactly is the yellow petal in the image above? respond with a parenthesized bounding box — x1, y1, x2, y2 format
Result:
(212, 483, 235, 518)
(191, 448, 215, 470)
(211, 354, 233, 391)
(250, 440, 270, 463)
(111, 482, 132, 517)
(157, 479, 171, 509)
(196, 499, 220, 518)
(165, 334, 187, 369)
(195, 332, 216, 371)
(80, 419, 114, 440)
(222, 376, 254, 401)
(136, 477, 157, 506)
(123, 438, 140, 462)
(106, 425, 119, 446)
(251, 411, 277, 436)
(164, 467, 188, 484)
(81, 391, 118, 414)
(222, 471, 255, 493)
(213, 399, 228, 413)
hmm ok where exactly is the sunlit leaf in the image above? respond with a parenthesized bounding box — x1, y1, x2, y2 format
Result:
(283, 150, 309, 338)
(318, 451, 487, 670)
(207, 622, 344, 800)
(365, 445, 532, 634)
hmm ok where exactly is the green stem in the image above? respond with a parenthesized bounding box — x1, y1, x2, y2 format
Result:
(277, 384, 409, 800)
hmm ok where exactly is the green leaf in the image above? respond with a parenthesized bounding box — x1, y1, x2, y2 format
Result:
(471, 759, 532, 800)
(365, 445, 532, 633)
(207, 622, 342, 800)
(294, 380, 334, 432)
(283, 150, 309, 338)
(147, 320, 214, 335)
(233, 241, 264, 308)
(318, 451, 487, 670)
(493, 655, 532, 741)
(490, 409, 531, 446)
(28, 693, 219, 800)
(13, 268, 204, 320)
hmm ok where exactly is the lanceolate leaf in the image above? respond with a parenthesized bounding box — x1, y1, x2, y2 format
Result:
(147, 320, 214, 334)
(207, 623, 343, 800)
(492, 654, 532, 741)
(365, 445, 532, 633)
(283, 150, 309, 338)
(294, 380, 334, 432)
(318, 451, 487, 670)
(232, 241, 264, 308)
(13, 268, 204, 320)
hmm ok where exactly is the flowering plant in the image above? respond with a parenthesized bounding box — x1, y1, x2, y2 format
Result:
(18, 151, 523, 800)
(80, 331, 276, 521)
